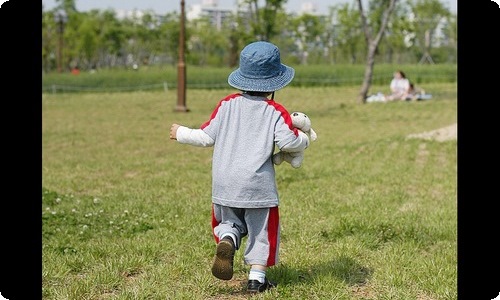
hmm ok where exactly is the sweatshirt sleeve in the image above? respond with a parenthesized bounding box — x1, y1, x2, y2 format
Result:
(278, 130, 309, 152)
(271, 102, 309, 153)
(176, 126, 215, 147)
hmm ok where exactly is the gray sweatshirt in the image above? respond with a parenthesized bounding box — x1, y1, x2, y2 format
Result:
(176, 93, 309, 208)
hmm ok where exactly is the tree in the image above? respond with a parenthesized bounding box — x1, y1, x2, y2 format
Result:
(188, 16, 228, 66)
(57, 9, 84, 70)
(97, 10, 126, 68)
(41, 1, 456, 72)
(334, 3, 363, 64)
(357, 0, 398, 104)
(241, 0, 288, 41)
(409, 0, 450, 64)
(290, 14, 324, 65)
(227, 17, 241, 68)
(439, 12, 457, 63)
(42, 10, 58, 72)
(76, 16, 99, 68)
(55, 0, 76, 13)
(378, 3, 413, 64)
(133, 11, 164, 66)
(159, 12, 186, 66)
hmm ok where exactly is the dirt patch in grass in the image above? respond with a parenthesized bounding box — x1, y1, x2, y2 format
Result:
(406, 123, 457, 142)
(351, 284, 377, 299)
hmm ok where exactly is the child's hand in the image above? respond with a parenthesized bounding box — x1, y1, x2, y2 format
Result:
(297, 130, 309, 148)
(170, 124, 180, 140)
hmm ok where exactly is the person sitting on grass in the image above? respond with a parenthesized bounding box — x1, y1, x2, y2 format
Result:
(407, 82, 433, 101)
(385, 70, 410, 101)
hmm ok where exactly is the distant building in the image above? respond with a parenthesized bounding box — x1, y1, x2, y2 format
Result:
(115, 9, 145, 20)
(187, 0, 234, 30)
(300, 2, 318, 15)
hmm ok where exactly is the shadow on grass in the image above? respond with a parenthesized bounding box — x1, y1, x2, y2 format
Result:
(208, 255, 372, 297)
(271, 254, 373, 287)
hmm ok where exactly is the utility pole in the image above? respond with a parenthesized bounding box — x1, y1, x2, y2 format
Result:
(175, 0, 189, 112)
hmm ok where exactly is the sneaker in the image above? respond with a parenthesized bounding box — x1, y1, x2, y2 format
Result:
(247, 277, 277, 293)
(211, 236, 235, 280)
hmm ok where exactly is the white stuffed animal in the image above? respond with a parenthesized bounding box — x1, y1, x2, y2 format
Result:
(272, 112, 317, 168)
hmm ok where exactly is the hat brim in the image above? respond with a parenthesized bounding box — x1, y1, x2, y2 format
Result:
(227, 64, 295, 92)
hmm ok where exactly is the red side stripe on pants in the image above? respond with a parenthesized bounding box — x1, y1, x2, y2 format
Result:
(211, 204, 220, 243)
(267, 206, 279, 266)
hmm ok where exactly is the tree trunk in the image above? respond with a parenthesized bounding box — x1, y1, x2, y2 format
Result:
(357, 0, 398, 104)
(358, 43, 376, 104)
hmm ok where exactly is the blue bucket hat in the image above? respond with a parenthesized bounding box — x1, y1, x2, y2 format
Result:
(228, 41, 295, 92)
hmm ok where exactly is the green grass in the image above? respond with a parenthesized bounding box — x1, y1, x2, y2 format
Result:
(42, 83, 457, 299)
(41, 64, 457, 93)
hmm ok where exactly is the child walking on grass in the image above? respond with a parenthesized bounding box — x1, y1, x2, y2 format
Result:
(169, 41, 309, 293)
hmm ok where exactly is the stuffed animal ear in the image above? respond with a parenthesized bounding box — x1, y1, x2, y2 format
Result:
(309, 128, 317, 141)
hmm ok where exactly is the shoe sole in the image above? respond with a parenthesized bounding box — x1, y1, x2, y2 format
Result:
(211, 239, 234, 280)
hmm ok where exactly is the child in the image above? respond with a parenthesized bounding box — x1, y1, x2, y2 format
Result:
(169, 41, 309, 293)
(407, 82, 433, 101)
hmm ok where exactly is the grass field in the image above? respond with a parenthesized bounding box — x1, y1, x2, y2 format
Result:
(41, 64, 457, 93)
(42, 83, 457, 299)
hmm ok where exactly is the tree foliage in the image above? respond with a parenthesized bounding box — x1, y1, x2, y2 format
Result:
(41, 1, 456, 72)
(408, 0, 450, 64)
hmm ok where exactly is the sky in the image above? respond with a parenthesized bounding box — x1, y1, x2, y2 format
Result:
(40, 0, 457, 15)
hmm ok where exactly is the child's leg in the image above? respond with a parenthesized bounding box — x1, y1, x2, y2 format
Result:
(211, 204, 247, 280)
(211, 204, 247, 249)
(244, 207, 280, 292)
(248, 264, 267, 282)
(243, 206, 280, 267)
